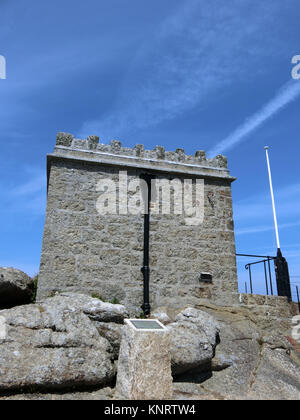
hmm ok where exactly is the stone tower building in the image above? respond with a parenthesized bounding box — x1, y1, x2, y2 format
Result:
(37, 133, 238, 314)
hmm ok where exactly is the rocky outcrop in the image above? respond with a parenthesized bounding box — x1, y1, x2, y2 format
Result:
(168, 308, 220, 376)
(151, 307, 172, 324)
(173, 302, 300, 400)
(94, 322, 124, 359)
(0, 267, 34, 308)
(0, 293, 299, 400)
(0, 387, 114, 400)
(0, 293, 128, 392)
(91, 306, 221, 376)
(40, 292, 129, 324)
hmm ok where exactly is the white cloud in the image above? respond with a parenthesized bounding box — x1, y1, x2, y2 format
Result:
(11, 173, 45, 196)
(79, 0, 289, 141)
(235, 220, 300, 236)
(234, 182, 300, 222)
(0, 168, 46, 217)
(208, 81, 300, 157)
(234, 181, 300, 292)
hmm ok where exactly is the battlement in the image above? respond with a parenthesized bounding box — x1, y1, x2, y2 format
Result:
(53, 132, 233, 180)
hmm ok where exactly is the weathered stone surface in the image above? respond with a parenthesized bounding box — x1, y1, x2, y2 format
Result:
(154, 145, 165, 159)
(53, 134, 229, 169)
(247, 346, 300, 400)
(110, 140, 122, 153)
(87, 135, 99, 150)
(133, 144, 144, 157)
(0, 387, 114, 400)
(151, 307, 172, 325)
(0, 267, 34, 308)
(94, 322, 124, 359)
(0, 300, 299, 400)
(173, 302, 300, 400)
(0, 294, 123, 391)
(44, 292, 129, 324)
(56, 132, 73, 147)
(168, 307, 220, 376)
(197, 313, 261, 397)
(195, 150, 206, 161)
(116, 320, 173, 400)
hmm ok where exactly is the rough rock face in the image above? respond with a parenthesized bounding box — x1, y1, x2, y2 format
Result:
(38, 292, 129, 324)
(0, 267, 34, 308)
(87, 306, 221, 376)
(0, 387, 114, 400)
(151, 307, 172, 324)
(94, 322, 124, 359)
(0, 293, 299, 400)
(167, 307, 220, 376)
(0, 293, 128, 392)
(173, 302, 300, 400)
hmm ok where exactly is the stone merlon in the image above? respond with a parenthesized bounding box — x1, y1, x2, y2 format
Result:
(50, 132, 235, 182)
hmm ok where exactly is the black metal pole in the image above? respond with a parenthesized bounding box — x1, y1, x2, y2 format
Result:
(274, 248, 292, 301)
(296, 286, 300, 313)
(246, 265, 253, 294)
(267, 258, 274, 296)
(140, 174, 152, 316)
(264, 261, 269, 296)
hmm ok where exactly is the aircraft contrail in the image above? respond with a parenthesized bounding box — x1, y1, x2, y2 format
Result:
(208, 80, 300, 158)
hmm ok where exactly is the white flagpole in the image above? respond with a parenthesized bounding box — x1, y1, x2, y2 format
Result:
(264, 146, 280, 250)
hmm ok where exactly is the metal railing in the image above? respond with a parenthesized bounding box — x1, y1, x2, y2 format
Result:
(237, 254, 276, 296)
(296, 285, 300, 312)
(291, 276, 300, 312)
(236, 253, 299, 311)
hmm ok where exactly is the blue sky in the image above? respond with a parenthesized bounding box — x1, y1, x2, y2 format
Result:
(0, 0, 299, 300)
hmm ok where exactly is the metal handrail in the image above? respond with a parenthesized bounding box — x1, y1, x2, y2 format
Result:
(236, 253, 299, 311)
(236, 253, 276, 259)
(237, 253, 276, 297)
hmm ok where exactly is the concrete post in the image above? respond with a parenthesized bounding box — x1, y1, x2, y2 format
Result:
(116, 319, 173, 400)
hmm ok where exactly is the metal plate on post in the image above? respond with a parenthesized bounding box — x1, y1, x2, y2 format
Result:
(126, 319, 166, 331)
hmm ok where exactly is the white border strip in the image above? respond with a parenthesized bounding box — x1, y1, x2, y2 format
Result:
(54, 145, 229, 173)
(125, 318, 167, 331)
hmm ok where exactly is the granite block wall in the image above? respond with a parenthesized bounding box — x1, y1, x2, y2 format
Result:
(37, 133, 238, 314)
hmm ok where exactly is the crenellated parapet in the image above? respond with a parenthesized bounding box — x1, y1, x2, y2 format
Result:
(52, 132, 234, 181)
(55, 132, 228, 168)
